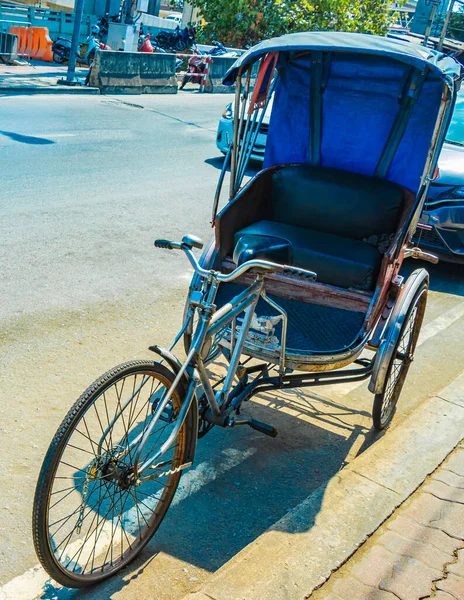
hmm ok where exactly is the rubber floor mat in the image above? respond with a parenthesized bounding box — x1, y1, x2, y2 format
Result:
(214, 283, 365, 354)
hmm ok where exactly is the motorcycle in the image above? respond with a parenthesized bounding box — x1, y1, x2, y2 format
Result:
(208, 40, 238, 58)
(84, 40, 111, 85)
(179, 42, 237, 90)
(155, 25, 196, 52)
(52, 25, 102, 66)
(179, 50, 208, 90)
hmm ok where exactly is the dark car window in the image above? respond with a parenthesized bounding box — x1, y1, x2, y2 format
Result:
(446, 90, 464, 146)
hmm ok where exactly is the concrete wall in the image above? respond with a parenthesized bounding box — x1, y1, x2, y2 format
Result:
(207, 55, 238, 93)
(89, 49, 178, 94)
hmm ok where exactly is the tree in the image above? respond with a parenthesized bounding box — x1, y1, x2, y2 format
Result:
(189, 0, 399, 47)
(448, 5, 464, 42)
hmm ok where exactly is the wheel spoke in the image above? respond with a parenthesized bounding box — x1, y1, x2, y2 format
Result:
(36, 363, 187, 586)
(375, 288, 426, 430)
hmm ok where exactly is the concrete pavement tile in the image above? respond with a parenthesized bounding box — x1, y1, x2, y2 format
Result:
(423, 479, 464, 504)
(331, 576, 397, 600)
(376, 529, 452, 569)
(197, 471, 399, 600)
(433, 469, 464, 490)
(437, 574, 464, 598)
(343, 397, 464, 497)
(438, 372, 464, 408)
(387, 515, 464, 554)
(183, 594, 217, 600)
(399, 493, 464, 539)
(350, 544, 442, 598)
(444, 448, 464, 478)
(434, 592, 460, 600)
(447, 549, 464, 579)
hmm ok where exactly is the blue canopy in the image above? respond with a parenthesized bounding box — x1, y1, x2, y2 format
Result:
(224, 32, 462, 194)
(223, 32, 461, 86)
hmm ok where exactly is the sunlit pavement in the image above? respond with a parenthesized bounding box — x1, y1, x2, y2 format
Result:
(0, 93, 463, 600)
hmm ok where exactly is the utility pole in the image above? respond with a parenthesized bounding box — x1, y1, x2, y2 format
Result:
(423, 0, 441, 46)
(64, 0, 85, 84)
(438, 0, 456, 50)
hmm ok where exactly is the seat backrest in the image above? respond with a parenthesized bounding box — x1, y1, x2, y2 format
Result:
(271, 164, 405, 241)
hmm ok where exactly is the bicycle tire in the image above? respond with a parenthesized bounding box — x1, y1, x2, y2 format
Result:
(372, 282, 428, 431)
(33, 360, 195, 588)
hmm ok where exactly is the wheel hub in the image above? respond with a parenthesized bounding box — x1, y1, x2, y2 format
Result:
(100, 460, 134, 490)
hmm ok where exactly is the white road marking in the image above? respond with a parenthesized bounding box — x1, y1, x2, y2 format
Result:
(35, 133, 78, 138)
(332, 299, 464, 397)
(0, 448, 255, 600)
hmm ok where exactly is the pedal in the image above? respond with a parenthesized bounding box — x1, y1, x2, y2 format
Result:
(248, 418, 278, 438)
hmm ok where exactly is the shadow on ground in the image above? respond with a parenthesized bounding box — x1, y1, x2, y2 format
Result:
(38, 384, 374, 599)
(0, 130, 55, 145)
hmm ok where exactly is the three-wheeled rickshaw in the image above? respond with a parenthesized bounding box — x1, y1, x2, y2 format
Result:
(33, 32, 462, 588)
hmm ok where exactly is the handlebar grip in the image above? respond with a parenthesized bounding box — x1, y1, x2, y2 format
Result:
(283, 265, 317, 281)
(154, 239, 174, 249)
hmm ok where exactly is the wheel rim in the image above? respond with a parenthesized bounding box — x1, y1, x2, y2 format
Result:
(44, 369, 185, 581)
(378, 289, 427, 428)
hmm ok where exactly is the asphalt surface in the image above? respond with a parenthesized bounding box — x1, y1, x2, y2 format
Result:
(0, 93, 227, 322)
(0, 93, 463, 600)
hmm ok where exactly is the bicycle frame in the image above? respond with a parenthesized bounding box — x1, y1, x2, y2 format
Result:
(128, 273, 266, 482)
(98, 239, 374, 485)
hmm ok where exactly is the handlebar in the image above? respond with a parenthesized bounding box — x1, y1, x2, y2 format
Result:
(154, 236, 317, 284)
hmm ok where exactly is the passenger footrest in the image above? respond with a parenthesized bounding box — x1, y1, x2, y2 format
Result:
(248, 418, 278, 438)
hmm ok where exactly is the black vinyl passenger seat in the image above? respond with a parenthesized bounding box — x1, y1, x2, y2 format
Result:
(233, 164, 405, 291)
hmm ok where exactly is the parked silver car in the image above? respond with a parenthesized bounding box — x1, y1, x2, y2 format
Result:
(216, 90, 464, 263)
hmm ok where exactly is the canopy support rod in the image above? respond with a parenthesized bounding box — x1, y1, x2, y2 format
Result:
(235, 76, 277, 188)
(375, 67, 429, 179)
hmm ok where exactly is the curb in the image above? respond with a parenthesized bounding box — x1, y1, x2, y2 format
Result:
(0, 86, 100, 95)
(182, 371, 464, 600)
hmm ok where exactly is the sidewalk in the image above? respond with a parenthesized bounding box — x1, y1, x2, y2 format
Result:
(183, 371, 464, 600)
(312, 442, 464, 600)
(0, 61, 99, 93)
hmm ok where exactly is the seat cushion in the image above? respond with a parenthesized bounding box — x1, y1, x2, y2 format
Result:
(271, 165, 404, 241)
(234, 220, 382, 290)
(233, 235, 292, 266)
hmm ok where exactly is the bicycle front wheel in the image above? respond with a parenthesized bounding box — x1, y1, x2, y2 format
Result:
(33, 360, 194, 588)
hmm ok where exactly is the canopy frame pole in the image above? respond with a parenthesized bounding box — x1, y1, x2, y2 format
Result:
(236, 76, 277, 188)
(393, 83, 453, 261)
(230, 67, 251, 199)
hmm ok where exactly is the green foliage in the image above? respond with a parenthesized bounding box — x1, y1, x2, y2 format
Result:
(448, 6, 464, 42)
(189, 0, 398, 47)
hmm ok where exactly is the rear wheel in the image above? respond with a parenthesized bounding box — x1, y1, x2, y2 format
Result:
(372, 283, 427, 430)
(53, 51, 66, 64)
(179, 74, 190, 90)
(33, 360, 194, 588)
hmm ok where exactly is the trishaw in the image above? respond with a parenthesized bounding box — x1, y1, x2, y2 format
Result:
(33, 32, 462, 588)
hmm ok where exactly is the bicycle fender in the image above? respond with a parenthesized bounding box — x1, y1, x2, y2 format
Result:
(148, 345, 198, 464)
(369, 268, 429, 395)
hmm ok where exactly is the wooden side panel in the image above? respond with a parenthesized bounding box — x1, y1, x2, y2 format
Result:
(222, 260, 372, 312)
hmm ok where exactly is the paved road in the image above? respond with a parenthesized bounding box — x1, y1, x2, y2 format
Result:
(0, 94, 463, 600)
(0, 93, 227, 322)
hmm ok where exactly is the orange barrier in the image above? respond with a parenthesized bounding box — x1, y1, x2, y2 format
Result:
(8, 26, 53, 61)
(29, 27, 53, 61)
(9, 26, 32, 58)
